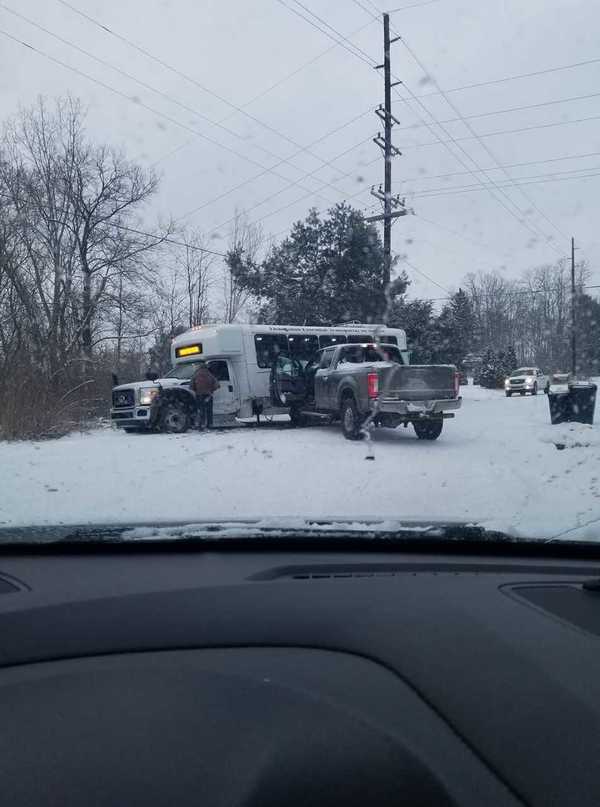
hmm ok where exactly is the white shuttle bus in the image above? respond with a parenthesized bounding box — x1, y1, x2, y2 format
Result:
(110, 322, 407, 432)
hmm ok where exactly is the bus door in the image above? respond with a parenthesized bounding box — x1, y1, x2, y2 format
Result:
(206, 360, 239, 414)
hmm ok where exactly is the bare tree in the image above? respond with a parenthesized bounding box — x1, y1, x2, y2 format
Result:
(223, 211, 262, 323)
(0, 96, 172, 437)
(176, 228, 214, 327)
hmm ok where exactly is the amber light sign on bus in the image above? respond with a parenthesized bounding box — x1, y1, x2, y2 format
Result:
(176, 344, 202, 358)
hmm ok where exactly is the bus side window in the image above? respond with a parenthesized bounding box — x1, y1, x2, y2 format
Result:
(254, 334, 288, 368)
(319, 334, 347, 349)
(347, 334, 374, 343)
(288, 334, 319, 364)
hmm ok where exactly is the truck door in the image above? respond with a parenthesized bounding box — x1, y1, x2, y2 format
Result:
(313, 347, 337, 410)
(270, 355, 307, 407)
(206, 360, 239, 414)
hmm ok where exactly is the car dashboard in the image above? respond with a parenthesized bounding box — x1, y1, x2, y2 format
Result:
(1, 539, 600, 806)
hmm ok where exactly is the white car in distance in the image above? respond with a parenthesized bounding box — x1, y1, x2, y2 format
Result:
(505, 367, 549, 397)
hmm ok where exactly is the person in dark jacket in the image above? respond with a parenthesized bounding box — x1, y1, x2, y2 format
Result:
(190, 361, 219, 429)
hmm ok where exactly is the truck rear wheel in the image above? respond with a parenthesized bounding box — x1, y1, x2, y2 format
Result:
(341, 397, 364, 441)
(160, 402, 190, 434)
(413, 419, 443, 440)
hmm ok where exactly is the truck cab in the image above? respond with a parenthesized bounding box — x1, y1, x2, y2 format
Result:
(110, 359, 238, 433)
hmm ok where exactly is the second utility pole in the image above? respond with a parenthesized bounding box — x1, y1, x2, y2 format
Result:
(571, 236, 577, 377)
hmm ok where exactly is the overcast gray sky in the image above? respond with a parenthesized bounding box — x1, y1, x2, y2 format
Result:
(1, 0, 599, 303)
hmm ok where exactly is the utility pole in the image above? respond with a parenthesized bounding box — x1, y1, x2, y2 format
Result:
(571, 236, 577, 377)
(366, 13, 409, 290)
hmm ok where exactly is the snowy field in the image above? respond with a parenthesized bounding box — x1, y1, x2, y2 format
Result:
(2, 383, 600, 540)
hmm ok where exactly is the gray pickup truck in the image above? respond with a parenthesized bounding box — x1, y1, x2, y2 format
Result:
(270, 342, 461, 440)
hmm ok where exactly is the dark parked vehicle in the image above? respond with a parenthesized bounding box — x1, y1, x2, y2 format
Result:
(271, 343, 461, 441)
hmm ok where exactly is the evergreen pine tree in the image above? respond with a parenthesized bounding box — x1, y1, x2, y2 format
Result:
(478, 348, 500, 388)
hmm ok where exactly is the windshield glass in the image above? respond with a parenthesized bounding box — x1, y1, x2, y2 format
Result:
(165, 363, 201, 380)
(1, 0, 599, 546)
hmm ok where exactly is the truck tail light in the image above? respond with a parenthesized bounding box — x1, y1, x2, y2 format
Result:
(454, 371, 460, 398)
(368, 372, 379, 399)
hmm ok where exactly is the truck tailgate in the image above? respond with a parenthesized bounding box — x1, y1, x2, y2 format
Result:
(379, 364, 456, 401)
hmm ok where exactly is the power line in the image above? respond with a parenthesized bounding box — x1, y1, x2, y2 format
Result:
(55, 0, 349, 164)
(261, 137, 600, 223)
(405, 112, 600, 150)
(395, 35, 571, 245)
(149, 18, 377, 168)
(417, 55, 600, 99)
(409, 163, 600, 196)
(177, 123, 372, 224)
(275, 0, 376, 67)
(386, 0, 442, 11)
(2, 3, 344, 181)
(404, 167, 600, 201)
(414, 213, 513, 260)
(294, 2, 567, 256)
(0, 29, 364, 227)
(394, 81, 566, 254)
(153, 50, 600, 170)
(398, 150, 600, 185)
(225, 18, 376, 114)
(352, 163, 600, 204)
(401, 256, 451, 294)
(114, 224, 226, 256)
(0, 26, 348, 218)
(346, 1, 569, 251)
(393, 89, 600, 133)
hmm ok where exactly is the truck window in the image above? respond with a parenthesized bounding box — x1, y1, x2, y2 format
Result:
(319, 349, 335, 369)
(364, 346, 403, 363)
(379, 335, 398, 345)
(336, 345, 364, 365)
(319, 334, 347, 348)
(254, 334, 288, 368)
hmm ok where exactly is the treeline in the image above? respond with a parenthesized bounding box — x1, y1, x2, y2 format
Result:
(389, 263, 599, 376)
(227, 213, 600, 375)
(0, 97, 250, 438)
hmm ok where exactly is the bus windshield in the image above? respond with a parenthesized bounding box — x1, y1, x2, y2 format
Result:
(165, 363, 201, 380)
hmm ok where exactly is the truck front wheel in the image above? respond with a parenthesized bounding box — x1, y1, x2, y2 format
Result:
(160, 402, 191, 434)
(413, 419, 443, 440)
(341, 397, 364, 441)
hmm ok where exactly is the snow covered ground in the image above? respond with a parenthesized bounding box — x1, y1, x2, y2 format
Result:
(2, 383, 600, 540)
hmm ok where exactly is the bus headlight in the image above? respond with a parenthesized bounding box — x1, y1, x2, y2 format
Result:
(139, 388, 159, 405)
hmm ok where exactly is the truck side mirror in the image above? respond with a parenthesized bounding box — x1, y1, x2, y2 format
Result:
(111, 373, 119, 388)
(145, 371, 159, 382)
